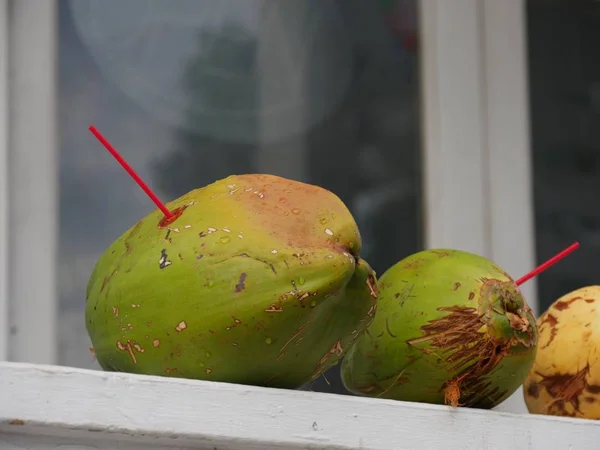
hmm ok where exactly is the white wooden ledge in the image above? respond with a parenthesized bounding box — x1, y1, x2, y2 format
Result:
(1, 362, 600, 449)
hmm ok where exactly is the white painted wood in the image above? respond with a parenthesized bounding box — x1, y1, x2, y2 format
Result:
(7, 0, 59, 364)
(1, 362, 600, 450)
(0, 0, 8, 362)
(482, 0, 537, 316)
(419, 0, 489, 256)
(419, 0, 538, 308)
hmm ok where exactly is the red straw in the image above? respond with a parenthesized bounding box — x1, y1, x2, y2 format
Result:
(515, 241, 580, 286)
(88, 125, 174, 220)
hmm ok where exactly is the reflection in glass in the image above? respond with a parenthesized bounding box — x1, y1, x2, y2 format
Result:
(527, 0, 600, 312)
(59, 0, 421, 395)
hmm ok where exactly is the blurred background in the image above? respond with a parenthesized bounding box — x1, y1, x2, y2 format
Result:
(2, 0, 598, 413)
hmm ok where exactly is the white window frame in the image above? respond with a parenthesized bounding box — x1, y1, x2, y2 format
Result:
(1, 0, 59, 365)
(421, 0, 536, 310)
(0, 0, 8, 362)
(0, 0, 542, 438)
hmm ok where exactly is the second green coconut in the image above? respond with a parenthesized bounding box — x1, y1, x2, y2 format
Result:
(340, 249, 538, 408)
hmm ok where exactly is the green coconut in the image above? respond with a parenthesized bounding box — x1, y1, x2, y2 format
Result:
(340, 249, 538, 408)
(86, 173, 378, 388)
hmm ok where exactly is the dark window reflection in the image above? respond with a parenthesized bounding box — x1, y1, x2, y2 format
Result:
(527, 0, 600, 312)
(59, 0, 422, 395)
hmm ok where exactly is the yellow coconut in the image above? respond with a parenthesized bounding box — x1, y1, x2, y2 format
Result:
(523, 285, 600, 419)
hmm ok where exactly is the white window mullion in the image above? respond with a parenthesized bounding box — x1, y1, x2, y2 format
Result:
(0, 0, 8, 362)
(482, 0, 537, 315)
(419, 0, 489, 256)
(419, 0, 537, 308)
(420, 0, 537, 313)
(7, 0, 59, 364)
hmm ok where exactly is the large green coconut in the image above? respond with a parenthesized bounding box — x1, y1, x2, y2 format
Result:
(340, 249, 538, 408)
(86, 173, 378, 388)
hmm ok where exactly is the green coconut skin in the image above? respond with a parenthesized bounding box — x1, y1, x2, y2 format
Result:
(86, 174, 378, 388)
(340, 249, 538, 408)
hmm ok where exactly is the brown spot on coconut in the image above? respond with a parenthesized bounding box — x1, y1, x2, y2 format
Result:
(527, 381, 540, 399)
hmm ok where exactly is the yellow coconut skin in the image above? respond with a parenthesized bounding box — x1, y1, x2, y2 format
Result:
(523, 285, 600, 419)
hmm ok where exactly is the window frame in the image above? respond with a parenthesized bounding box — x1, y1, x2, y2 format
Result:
(0, 0, 536, 414)
(1, 0, 59, 365)
(0, 0, 8, 362)
(420, 0, 536, 313)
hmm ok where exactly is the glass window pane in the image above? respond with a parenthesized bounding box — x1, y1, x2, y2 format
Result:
(527, 0, 600, 312)
(59, 0, 422, 395)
